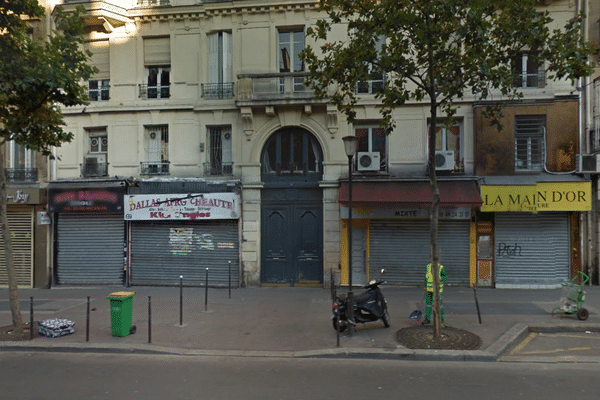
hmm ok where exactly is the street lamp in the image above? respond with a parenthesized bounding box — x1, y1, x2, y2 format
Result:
(342, 135, 359, 335)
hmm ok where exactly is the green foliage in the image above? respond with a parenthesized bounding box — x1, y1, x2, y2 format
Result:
(302, 0, 596, 131)
(0, 2, 96, 156)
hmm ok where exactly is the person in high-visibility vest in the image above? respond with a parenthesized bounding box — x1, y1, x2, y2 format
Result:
(423, 262, 448, 325)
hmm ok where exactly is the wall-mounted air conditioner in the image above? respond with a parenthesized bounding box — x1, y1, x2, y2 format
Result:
(357, 152, 381, 171)
(83, 154, 107, 177)
(435, 150, 455, 171)
(84, 153, 106, 165)
(577, 154, 600, 174)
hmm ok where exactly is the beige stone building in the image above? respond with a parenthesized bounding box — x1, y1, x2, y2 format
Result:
(4, 0, 594, 288)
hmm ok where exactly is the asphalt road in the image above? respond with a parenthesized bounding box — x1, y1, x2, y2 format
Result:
(0, 352, 598, 400)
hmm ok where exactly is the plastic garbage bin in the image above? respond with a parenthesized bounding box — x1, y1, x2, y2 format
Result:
(106, 291, 136, 337)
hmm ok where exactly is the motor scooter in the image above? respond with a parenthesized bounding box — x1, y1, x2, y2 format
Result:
(332, 278, 390, 332)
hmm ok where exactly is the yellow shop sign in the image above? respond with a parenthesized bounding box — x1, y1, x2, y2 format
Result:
(480, 182, 591, 212)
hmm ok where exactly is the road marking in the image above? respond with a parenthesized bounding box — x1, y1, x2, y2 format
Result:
(519, 347, 592, 355)
(542, 333, 600, 340)
(510, 332, 537, 355)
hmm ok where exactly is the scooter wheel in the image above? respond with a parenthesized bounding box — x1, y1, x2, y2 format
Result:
(577, 308, 589, 321)
(332, 318, 347, 333)
(382, 308, 391, 328)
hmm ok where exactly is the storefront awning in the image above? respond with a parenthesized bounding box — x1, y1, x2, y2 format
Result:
(339, 180, 482, 208)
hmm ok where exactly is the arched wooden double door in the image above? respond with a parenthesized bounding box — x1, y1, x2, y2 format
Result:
(260, 127, 324, 286)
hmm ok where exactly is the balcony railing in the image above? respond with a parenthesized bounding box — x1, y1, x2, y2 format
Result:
(515, 71, 546, 88)
(237, 72, 313, 101)
(141, 161, 170, 175)
(139, 84, 170, 99)
(5, 168, 38, 182)
(203, 162, 233, 176)
(80, 162, 109, 178)
(202, 82, 234, 99)
(137, 0, 170, 6)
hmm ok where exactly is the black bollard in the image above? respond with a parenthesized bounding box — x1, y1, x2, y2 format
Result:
(179, 275, 183, 326)
(228, 261, 232, 299)
(30, 297, 33, 340)
(204, 268, 209, 312)
(473, 286, 482, 324)
(148, 296, 152, 344)
(86, 296, 90, 342)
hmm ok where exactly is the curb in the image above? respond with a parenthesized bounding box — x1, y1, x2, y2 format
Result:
(1, 323, 599, 362)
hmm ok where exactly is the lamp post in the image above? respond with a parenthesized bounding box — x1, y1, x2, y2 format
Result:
(342, 135, 359, 335)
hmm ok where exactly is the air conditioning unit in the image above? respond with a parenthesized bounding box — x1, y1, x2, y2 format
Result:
(357, 152, 381, 171)
(435, 150, 455, 171)
(83, 154, 107, 177)
(84, 153, 106, 165)
(577, 154, 600, 173)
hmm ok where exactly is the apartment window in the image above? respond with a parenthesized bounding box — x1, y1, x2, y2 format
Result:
(515, 115, 545, 172)
(204, 31, 233, 99)
(142, 37, 171, 99)
(6, 141, 36, 182)
(357, 36, 385, 94)
(279, 28, 306, 94)
(205, 127, 233, 175)
(355, 125, 387, 171)
(83, 128, 108, 177)
(513, 52, 545, 88)
(86, 40, 110, 101)
(431, 123, 462, 169)
(142, 125, 169, 175)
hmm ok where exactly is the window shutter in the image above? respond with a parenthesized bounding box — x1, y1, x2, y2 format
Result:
(223, 32, 232, 83)
(144, 36, 171, 66)
(207, 33, 219, 83)
(86, 40, 109, 80)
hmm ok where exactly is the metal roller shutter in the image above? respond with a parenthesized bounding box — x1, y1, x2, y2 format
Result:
(56, 214, 124, 285)
(369, 220, 470, 286)
(130, 221, 239, 287)
(0, 207, 34, 287)
(495, 212, 569, 288)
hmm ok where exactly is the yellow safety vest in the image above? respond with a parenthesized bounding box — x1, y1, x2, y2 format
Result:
(425, 263, 445, 292)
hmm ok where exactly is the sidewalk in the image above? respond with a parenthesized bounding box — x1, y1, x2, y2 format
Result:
(1, 285, 599, 361)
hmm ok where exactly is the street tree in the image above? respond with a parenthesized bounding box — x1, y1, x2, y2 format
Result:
(0, 0, 95, 337)
(302, 0, 596, 338)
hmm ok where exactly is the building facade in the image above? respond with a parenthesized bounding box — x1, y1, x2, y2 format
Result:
(14, 0, 591, 288)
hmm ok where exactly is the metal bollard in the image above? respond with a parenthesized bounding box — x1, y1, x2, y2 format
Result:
(148, 296, 152, 344)
(205, 268, 209, 312)
(86, 296, 90, 342)
(228, 261, 232, 300)
(30, 297, 34, 340)
(179, 275, 183, 326)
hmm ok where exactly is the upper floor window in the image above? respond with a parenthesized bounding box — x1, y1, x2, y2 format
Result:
(279, 28, 304, 73)
(432, 123, 463, 171)
(6, 141, 36, 182)
(261, 128, 323, 179)
(86, 40, 110, 101)
(142, 125, 169, 175)
(355, 125, 387, 172)
(515, 115, 545, 172)
(83, 127, 108, 177)
(512, 52, 545, 88)
(204, 31, 233, 99)
(205, 126, 233, 175)
(142, 37, 170, 99)
(356, 36, 385, 95)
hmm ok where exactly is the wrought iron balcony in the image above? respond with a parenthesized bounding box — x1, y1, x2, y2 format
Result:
(138, 84, 170, 99)
(203, 162, 233, 176)
(5, 168, 38, 182)
(137, 0, 170, 6)
(515, 71, 546, 88)
(202, 82, 234, 99)
(237, 72, 314, 102)
(141, 161, 170, 175)
(80, 162, 109, 178)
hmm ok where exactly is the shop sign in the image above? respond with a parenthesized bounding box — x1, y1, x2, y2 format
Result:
(124, 193, 239, 221)
(340, 206, 472, 220)
(480, 182, 591, 212)
(5, 188, 41, 204)
(48, 187, 124, 213)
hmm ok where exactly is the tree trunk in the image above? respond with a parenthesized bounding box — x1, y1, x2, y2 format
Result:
(428, 101, 442, 340)
(0, 148, 24, 337)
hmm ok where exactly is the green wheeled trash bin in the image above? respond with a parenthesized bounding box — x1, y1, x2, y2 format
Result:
(107, 291, 136, 337)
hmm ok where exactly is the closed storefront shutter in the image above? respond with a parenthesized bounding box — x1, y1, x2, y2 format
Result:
(369, 220, 470, 286)
(130, 221, 239, 286)
(56, 214, 124, 285)
(495, 212, 569, 288)
(0, 207, 34, 288)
